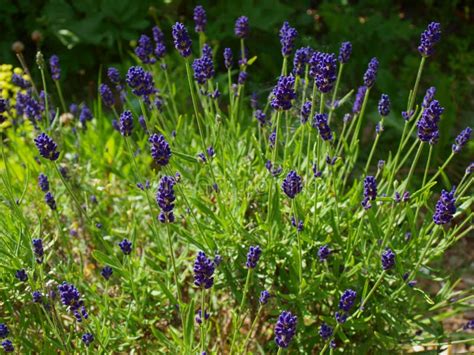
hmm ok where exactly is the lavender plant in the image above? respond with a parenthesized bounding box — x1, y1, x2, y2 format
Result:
(0, 8, 472, 355)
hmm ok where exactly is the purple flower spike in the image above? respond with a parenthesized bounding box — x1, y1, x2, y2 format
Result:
(339, 289, 357, 312)
(172, 22, 192, 57)
(381, 248, 396, 270)
(433, 187, 456, 225)
(119, 110, 133, 137)
(135, 34, 156, 64)
(34, 133, 60, 161)
(223, 48, 233, 69)
(279, 21, 298, 57)
(235, 16, 249, 38)
(378, 94, 390, 116)
(319, 322, 333, 340)
(417, 99, 444, 144)
(156, 176, 176, 223)
(271, 75, 296, 111)
(353, 86, 367, 114)
(418, 22, 441, 57)
(313, 113, 333, 141)
(100, 84, 114, 107)
(362, 176, 377, 210)
(293, 47, 312, 76)
(259, 290, 270, 305)
(363, 57, 379, 88)
(282, 171, 303, 199)
(148, 134, 171, 166)
(246, 245, 262, 268)
(452, 127, 471, 153)
(119, 239, 132, 255)
(274, 311, 297, 348)
(338, 41, 352, 63)
(193, 5, 207, 33)
(193, 251, 215, 289)
(49, 55, 60, 81)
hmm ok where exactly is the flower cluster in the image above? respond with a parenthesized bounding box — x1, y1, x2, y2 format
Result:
(234, 16, 249, 38)
(417, 99, 444, 144)
(246, 245, 262, 268)
(293, 47, 311, 76)
(58, 282, 88, 322)
(377, 94, 390, 116)
(32, 238, 44, 263)
(335, 288, 357, 324)
(126, 66, 156, 100)
(452, 127, 471, 153)
(433, 187, 456, 225)
(282, 171, 303, 199)
(49, 55, 61, 81)
(318, 245, 331, 261)
(274, 311, 297, 348)
(223, 48, 233, 69)
(192, 49, 215, 85)
(259, 290, 270, 305)
(362, 176, 377, 210)
(381, 248, 396, 270)
(270, 75, 296, 111)
(338, 41, 352, 64)
(99, 84, 114, 107)
(352, 86, 367, 114)
(149, 133, 171, 166)
(300, 101, 311, 124)
(193, 5, 207, 33)
(172, 22, 192, 57)
(313, 113, 333, 141)
(34, 133, 60, 161)
(193, 251, 215, 289)
(310, 52, 337, 93)
(156, 176, 176, 223)
(279, 21, 298, 57)
(363, 57, 379, 88)
(119, 110, 133, 137)
(152, 26, 166, 59)
(418, 22, 441, 57)
(422, 86, 436, 109)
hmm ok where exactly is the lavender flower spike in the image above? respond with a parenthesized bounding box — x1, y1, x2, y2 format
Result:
(313, 113, 333, 141)
(149, 134, 171, 166)
(338, 41, 352, 64)
(279, 21, 298, 57)
(235, 16, 249, 38)
(156, 176, 176, 223)
(452, 127, 472, 153)
(433, 187, 456, 225)
(271, 75, 296, 111)
(246, 245, 262, 268)
(119, 110, 133, 137)
(363, 57, 379, 88)
(193, 5, 207, 33)
(34, 133, 60, 161)
(381, 248, 396, 270)
(193, 251, 215, 289)
(172, 22, 192, 58)
(49, 55, 61, 81)
(274, 311, 297, 348)
(282, 171, 303, 199)
(418, 22, 441, 57)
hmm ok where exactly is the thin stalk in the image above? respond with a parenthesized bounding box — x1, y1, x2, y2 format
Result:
(162, 59, 179, 118)
(426, 151, 455, 185)
(292, 200, 302, 290)
(403, 142, 424, 191)
(356, 270, 386, 317)
(200, 289, 206, 354)
(242, 306, 262, 353)
(39, 67, 50, 124)
(53, 162, 88, 221)
(364, 121, 383, 174)
(407, 57, 426, 112)
(54, 80, 67, 113)
(185, 59, 206, 151)
(327, 63, 344, 125)
(350, 88, 371, 148)
(229, 268, 253, 353)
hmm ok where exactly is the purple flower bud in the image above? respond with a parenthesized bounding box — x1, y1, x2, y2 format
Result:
(433, 187, 456, 225)
(49, 55, 60, 81)
(282, 171, 303, 199)
(172, 22, 192, 57)
(452, 127, 471, 153)
(271, 75, 296, 111)
(418, 22, 441, 57)
(34, 133, 60, 161)
(378, 94, 390, 116)
(279, 21, 298, 57)
(338, 41, 352, 63)
(235, 16, 249, 38)
(193, 5, 207, 33)
(223, 48, 233, 69)
(274, 311, 297, 348)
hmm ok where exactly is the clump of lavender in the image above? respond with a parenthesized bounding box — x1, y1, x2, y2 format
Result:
(101, 266, 113, 280)
(193, 5, 207, 33)
(34, 133, 60, 161)
(274, 311, 297, 348)
(452, 127, 472, 153)
(49, 55, 60, 81)
(58, 282, 88, 322)
(433, 187, 456, 225)
(363, 57, 379, 88)
(119, 239, 132, 255)
(338, 41, 352, 64)
(82, 333, 94, 347)
(362, 176, 377, 210)
(293, 47, 311, 76)
(235, 16, 249, 38)
(282, 171, 303, 199)
(353, 86, 367, 114)
(38, 173, 49, 192)
(156, 176, 176, 223)
(119, 110, 133, 137)
(417, 100, 444, 144)
(313, 113, 333, 141)
(32, 238, 44, 263)
(193, 251, 215, 289)
(44, 191, 57, 211)
(246, 245, 262, 268)
(378, 94, 390, 116)
(149, 134, 171, 166)
(271, 75, 296, 111)
(418, 22, 441, 57)
(259, 290, 270, 305)
(152, 26, 166, 59)
(319, 322, 333, 340)
(381, 248, 396, 270)
(279, 21, 298, 57)
(318, 245, 331, 261)
(172, 22, 192, 57)
(99, 84, 114, 107)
